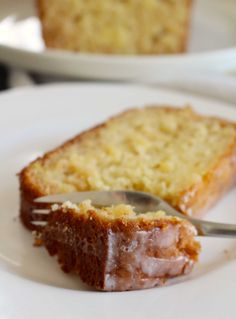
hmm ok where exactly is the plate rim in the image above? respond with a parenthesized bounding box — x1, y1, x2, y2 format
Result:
(1, 44, 236, 80)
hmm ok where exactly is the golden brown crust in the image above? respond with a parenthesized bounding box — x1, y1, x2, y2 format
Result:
(42, 208, 200, 291)
(181, 0, 193, 52)
(19, 120, 107, 229)
(176, 142, 236, 217)
(19, 106, 236, 231)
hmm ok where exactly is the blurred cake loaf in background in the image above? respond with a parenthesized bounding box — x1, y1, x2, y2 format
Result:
(36, 0, 193, 54)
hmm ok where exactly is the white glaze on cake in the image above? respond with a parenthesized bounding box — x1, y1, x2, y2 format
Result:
(104, 224, 193, 290)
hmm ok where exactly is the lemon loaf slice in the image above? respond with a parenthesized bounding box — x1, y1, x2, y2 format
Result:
(20, 106, 236, 230)
(41, 200, 200, 291)
(37, 0, 192, 54)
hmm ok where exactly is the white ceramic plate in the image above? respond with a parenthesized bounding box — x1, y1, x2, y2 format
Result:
(0, 0, 236, 80)
(0, 82, 236, 319)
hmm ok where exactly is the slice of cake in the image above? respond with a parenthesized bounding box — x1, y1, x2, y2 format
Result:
(37, 0, 192, 54)
(19, 106, 236, 230)
(41, 201, 200, 291)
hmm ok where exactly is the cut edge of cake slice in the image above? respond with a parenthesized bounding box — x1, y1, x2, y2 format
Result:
(19, 106, 236, 231)
(36, 0, 193, 54)
(39, 200, 200, 291)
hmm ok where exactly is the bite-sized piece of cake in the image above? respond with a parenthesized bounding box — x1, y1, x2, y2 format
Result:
(19, 106, 236, 230)
(37, 0, 192, 54)
(41, 201, 200, 291)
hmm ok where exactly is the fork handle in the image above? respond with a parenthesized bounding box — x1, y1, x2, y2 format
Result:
(158, 200, 236, 238)
(191, 219, 236, 238)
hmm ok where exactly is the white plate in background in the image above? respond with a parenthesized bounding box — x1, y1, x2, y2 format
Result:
(0, 0, 236, 80)
(0, 82, 236, 319)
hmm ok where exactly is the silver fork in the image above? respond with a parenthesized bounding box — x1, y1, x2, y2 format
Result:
(33, 190, 236, 238)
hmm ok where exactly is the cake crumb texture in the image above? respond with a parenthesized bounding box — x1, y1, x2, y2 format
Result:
(37, 0, 192, 54)
(20, 106, 236, 228)
(42, 201, 200, 291)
